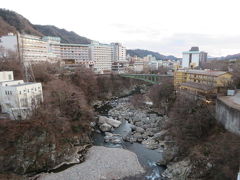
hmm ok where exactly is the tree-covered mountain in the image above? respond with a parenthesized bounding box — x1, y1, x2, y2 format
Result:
(127, 49, 178, 60)
(0, 8, 91, 44)
(34, 25, 91, 44)
(209, 53, 240, 61)
(0, 9, 42, 36)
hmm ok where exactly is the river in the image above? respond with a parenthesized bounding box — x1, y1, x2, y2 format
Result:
(93, 96, 166, 180)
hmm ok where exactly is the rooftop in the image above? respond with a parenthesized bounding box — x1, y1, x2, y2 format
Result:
(187, 70, 228, 76)
(218, 90, 240, 111)
(176, 69, 229, 76)
(181, 82, 215, 91)
(6, 82, 41, 88)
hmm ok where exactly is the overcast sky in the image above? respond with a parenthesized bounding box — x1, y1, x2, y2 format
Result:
(2, 0, 240, 57)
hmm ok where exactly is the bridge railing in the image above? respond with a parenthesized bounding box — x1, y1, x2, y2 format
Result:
(120, 74, 173, 84)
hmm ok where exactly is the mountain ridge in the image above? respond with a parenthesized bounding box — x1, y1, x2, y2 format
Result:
(0, 8, 91, 44)
(127, 49, 178, 60)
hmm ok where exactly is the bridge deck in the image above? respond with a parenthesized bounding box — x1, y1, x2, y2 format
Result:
(120, 74, 173, 84)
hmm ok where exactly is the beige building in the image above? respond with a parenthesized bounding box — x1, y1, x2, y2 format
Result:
(18, 34, 48, 63)
(90, 41, 112, 73)
(174, 69, 232, 95)
(60, 43, 94, 68)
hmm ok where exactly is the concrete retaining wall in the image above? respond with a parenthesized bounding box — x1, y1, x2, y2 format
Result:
(216, 98, 240, 135)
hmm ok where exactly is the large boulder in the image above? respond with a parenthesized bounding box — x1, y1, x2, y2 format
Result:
(99, 123, 112, 132)
(98, 116, 121, 128)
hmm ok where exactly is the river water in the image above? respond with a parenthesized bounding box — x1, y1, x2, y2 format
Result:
(93, 99, 166, 180)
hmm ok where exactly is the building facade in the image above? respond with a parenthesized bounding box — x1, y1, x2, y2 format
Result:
(90, 41, 112, 73)
(174, 69, 232, 95)
(0, 71, 14, 82)
(0, 71, 43, 120)
(60, 43, 95, 68)
(182, 47, 207, 68)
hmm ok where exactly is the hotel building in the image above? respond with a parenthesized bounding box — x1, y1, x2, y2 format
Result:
(174, 69, 232, 95)
(182, 47, 207, 68)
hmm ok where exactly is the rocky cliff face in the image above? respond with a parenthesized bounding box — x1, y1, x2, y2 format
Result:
(0, 122, 91, 175)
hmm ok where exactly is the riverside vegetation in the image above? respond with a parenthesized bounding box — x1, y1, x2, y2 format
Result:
(0, 61, 239, 180)
(0, 61, 143, 179)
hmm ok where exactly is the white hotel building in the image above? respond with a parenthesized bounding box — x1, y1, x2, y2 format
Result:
(0, 71, 43, 120)
(90, 41, 112, 73)
(60, 43, 94, 68)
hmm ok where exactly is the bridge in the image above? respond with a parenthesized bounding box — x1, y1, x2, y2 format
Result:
(120, 74, 173, 84)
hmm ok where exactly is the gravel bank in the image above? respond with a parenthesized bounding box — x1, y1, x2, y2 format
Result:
(38, 146, 145, 180)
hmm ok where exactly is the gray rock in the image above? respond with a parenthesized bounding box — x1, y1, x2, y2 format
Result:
(162, 159, 192, 179)
(135, 127, 145, 134)
(153, 130, 168, 141)
(98, 116, 121, 128)
(99, 123, 112, 132)
(142, 138, 159, 150)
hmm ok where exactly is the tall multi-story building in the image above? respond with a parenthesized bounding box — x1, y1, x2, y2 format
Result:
(110, 43, 127, 73)
(90, 41, 112, 73)
(42, 36, 61, 62)
(18, 34, 49, 63)
(182, 47, 207, 68)
(60, 43, 94, 68)
(0, 71, 43, 120)
(111, 43, 126, 62)
(1, 33, 128, 73)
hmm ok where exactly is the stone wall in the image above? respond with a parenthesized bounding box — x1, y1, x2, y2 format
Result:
(216, 98, 240, 135)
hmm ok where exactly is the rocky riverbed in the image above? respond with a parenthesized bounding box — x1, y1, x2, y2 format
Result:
(36, 95, 191, 180)
(94, 95, 199, 180)
(37, 146, 144, 180)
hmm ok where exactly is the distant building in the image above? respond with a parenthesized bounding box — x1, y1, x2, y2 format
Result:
(60, 43, 94, 69)
(90, 41, 112, 73)
(110, 43, 127, 73)
(174, 69, 232, 95)
(1, 33, 128, 74)
(143, 55, 156, 63)
(182, 47, 207, 68)
(111, 43, 126, 62)
(18, 34, 49, 63)
(0, 71, 43, 120)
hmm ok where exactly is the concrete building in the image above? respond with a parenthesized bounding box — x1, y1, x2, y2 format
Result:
(0, 71, 43, 120)
(0, 33, 62, 64)
(18, 34, 49, 63)
(60, 43, 94, 68)
(182, 47, 207, 68)
(110, 43, 127, 73)
(0, 71, 14, 82)
(43, 36, 61, 62)
(174, 69, 232, 95)
(111, 43, 126, 62)
(143, 55, 156, 63)
(90, 41, 112, 73)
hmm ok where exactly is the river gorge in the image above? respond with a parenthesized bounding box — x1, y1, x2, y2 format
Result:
(34, 87, 175, 180)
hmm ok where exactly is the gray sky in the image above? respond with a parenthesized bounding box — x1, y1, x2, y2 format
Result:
(2, 0, 240, 57)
